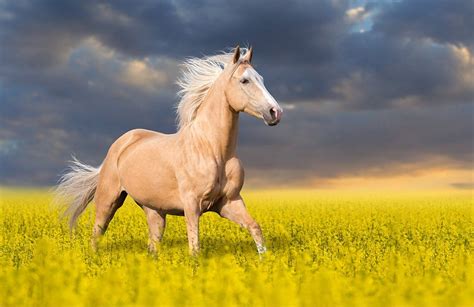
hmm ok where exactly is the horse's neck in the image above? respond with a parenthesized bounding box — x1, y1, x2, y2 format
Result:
(189, 80, 239, 162)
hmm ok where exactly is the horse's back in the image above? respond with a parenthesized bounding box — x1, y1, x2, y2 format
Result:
(99, 129, 167, 178)
(109, 128, 164, 157)
(118, 128, 164, 146)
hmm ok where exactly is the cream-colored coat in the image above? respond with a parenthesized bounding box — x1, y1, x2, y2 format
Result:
(57, 47, 283, 254)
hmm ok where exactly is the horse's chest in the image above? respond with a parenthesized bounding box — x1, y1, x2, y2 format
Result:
(179, 162, 222, 196)
(202, 170, 225, 199)
(201, 168, 242, 208)
(179, 158, 243, 208)
(207, 167, 243, 204)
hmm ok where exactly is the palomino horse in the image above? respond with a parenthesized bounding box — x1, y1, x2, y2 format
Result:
(56, 46, 283, 255)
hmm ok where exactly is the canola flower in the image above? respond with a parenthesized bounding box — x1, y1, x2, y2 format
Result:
(0, 188, 473, 306)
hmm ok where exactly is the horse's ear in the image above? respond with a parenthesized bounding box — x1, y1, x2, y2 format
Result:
(244, 46, 253, 63)
(232, 45, 240, 64)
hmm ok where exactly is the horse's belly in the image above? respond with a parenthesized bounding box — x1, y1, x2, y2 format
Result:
(120, 168, 183, 212)
(162, 208, 185, 216)
(125, 182, 182, 210)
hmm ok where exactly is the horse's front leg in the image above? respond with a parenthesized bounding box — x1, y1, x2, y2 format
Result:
(184, 200, 201, 255)
(218, 195, 266, 254)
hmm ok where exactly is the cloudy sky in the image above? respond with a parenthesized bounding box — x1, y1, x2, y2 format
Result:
(0, 0, 473, 189)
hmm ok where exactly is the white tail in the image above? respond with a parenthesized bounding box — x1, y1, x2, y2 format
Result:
(55, 157, 101, 229)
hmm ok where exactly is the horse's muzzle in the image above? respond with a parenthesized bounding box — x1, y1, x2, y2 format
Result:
(265, 107, 282, 126)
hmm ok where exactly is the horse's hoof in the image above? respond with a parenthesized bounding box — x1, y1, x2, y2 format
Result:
(257, 245, 267, 254)
(91, 240, 99, 253)
(147, 244, 157, 254)
(188, 248, 200, 257)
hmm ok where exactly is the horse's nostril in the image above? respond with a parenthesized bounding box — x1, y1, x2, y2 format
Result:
(269, 108, 277, 120)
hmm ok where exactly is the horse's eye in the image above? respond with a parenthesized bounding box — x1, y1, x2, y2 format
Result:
(240, 78, 249, 84)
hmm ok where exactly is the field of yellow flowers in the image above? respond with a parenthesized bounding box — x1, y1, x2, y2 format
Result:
(0, 188, 472, 306)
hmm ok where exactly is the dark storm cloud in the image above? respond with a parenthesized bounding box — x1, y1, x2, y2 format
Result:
(239, 103, 473, 177)
(0, 0, 472, 186)
(0, 0, 346, 60)
(372, 0, 474, 48)
(333, 32, 473, 109)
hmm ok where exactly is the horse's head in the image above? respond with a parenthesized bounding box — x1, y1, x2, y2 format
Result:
(225, 46, 283, 126)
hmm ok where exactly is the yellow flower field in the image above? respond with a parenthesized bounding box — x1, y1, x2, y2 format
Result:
(0, 188, 472, 306)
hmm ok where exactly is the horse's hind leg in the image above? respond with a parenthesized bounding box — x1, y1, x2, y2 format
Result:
(140, 206, 166, 253)
(92, 185, 127, 251)
(135, 203, 166, 253)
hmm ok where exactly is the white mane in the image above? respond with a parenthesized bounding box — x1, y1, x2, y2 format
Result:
(176, 48, 248, 129)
